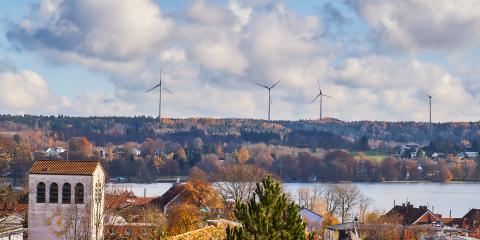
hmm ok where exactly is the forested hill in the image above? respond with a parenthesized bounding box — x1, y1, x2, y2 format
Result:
(0, 115, 479, 149)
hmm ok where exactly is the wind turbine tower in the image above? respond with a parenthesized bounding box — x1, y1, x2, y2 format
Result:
(312, 80, 332, 120)
(428, 94, 433, 139)
(256, 80, 281, 121)
(146, 71, 173, 120)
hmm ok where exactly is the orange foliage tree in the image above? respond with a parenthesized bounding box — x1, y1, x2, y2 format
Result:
(167, 203, 203, 235)
(181, 179, 223, 209)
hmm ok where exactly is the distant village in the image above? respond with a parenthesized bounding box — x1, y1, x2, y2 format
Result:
(0, 159, 479, 239)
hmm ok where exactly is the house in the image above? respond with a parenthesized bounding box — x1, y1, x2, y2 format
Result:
(324, 222, 461, 240)
(384, 203, 441, 225)
(458, 152, 479, 160)
(104, 190, 157, 222)
(0, 214, 25, 240)
(130, 148, 141, 156)
(300, 207, 323, 231)
(45, 147, 66, 158)
(325, 222, 362, 240)
(151, 183, 186, 214)
(0, 226, 24, 240)
(444, 209, 480, 238)
(94, 146, 106, 159)
(28, 160, 106, 240)
(400, 145, 425, 159)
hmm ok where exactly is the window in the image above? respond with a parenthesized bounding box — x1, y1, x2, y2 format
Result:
(49, 183, 58, 203)
(75, 183, 84, 204)
(62, 183, 71, 204)
(36, 182, 46, 203)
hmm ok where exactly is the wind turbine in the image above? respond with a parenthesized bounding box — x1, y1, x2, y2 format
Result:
(146, 71, 173, 120)
(311, 80, 332, 120)
(427, 94, 433, 139)
(256, 80, 281, 121)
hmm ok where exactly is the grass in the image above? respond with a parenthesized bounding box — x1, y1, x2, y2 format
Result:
(351, 150, 390, 162)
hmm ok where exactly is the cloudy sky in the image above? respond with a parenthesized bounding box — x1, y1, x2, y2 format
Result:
(1, 0, 480, 121)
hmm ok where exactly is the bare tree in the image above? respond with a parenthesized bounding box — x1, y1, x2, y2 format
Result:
(297, 184, 325, 214)
(213, 164, 266, 202)
(62, 203, 91, 240)
(358, 194, 372, 223)
(332, 184, 361, 223)
(322, 185, 338, 216)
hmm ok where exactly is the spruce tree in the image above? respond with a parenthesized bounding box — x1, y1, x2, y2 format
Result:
(226, 175, 309, 240)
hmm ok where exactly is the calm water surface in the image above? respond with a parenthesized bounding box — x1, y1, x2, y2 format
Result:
(107, 182, 480, 217)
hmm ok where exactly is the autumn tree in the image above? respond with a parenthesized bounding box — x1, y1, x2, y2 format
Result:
(181, 179, 223, 210)
(105, 143, 114, 161)
(197, 154, 221, 174)
(236, 146, 251, 164)
(68, 137, 93, 160)
(142, 138, 157, 156)
(226, 175, 309, 240)
(167, 203, 203, 235)
(143, 205, 167, 238)
(381, 157, 401, 181)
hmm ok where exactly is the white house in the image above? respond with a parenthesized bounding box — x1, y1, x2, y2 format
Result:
(0, 214, 25, 240)
(45, 147, 66, 158)
(130, 148, 141, 156)
(299, 207, 323, 231)
(28, 160, 105, 240)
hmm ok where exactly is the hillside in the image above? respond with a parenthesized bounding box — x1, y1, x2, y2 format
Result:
(0, 115, 479, 149)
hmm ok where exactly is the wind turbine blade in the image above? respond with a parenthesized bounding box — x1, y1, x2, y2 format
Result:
(311, 93, 321, 103)
(270, 79, 281, 89)
(256, 83, 270, 89)
(323, 94, 333, 98)
(162, 87, 173, 94)
(317, 79, 321, 92)
(146, 84, 161, 92)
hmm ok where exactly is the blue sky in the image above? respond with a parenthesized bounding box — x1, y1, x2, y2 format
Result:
(0, 0, 479, 121)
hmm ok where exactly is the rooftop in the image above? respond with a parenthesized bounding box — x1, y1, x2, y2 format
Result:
(29, 160, 102, 175)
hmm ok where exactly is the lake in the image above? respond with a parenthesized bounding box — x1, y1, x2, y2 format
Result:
(107, 182, 480, 218)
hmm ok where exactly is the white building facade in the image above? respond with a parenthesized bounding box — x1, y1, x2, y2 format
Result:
(28, 160, 105, 240)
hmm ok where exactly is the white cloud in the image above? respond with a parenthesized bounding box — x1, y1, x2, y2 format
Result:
(61, 92, 137, 116)
(0, 70, 55, 111)
(349, 0, 480, 52)
(9, 0, 172, 61)
(330, 55, 480, 121)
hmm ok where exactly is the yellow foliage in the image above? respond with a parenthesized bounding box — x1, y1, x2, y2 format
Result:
(236, 146, 250, 163)
(167, 204, 203, 235)
(181, 179, 223, 209)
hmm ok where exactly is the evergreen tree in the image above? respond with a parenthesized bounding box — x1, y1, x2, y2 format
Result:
(226, 175, 310, 240)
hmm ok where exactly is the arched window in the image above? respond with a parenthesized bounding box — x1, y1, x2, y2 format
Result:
(75, 183, 84, 204)
(62, 183, 71, 204)
(36, 182, 46, 203)
(49, 183, 58, 203)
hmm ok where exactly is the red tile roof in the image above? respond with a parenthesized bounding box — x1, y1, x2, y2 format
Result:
(385, 203, 439, 225)
(29, 160, 102, 175)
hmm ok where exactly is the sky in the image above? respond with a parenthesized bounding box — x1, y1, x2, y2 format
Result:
(1, 0, 480, 122)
